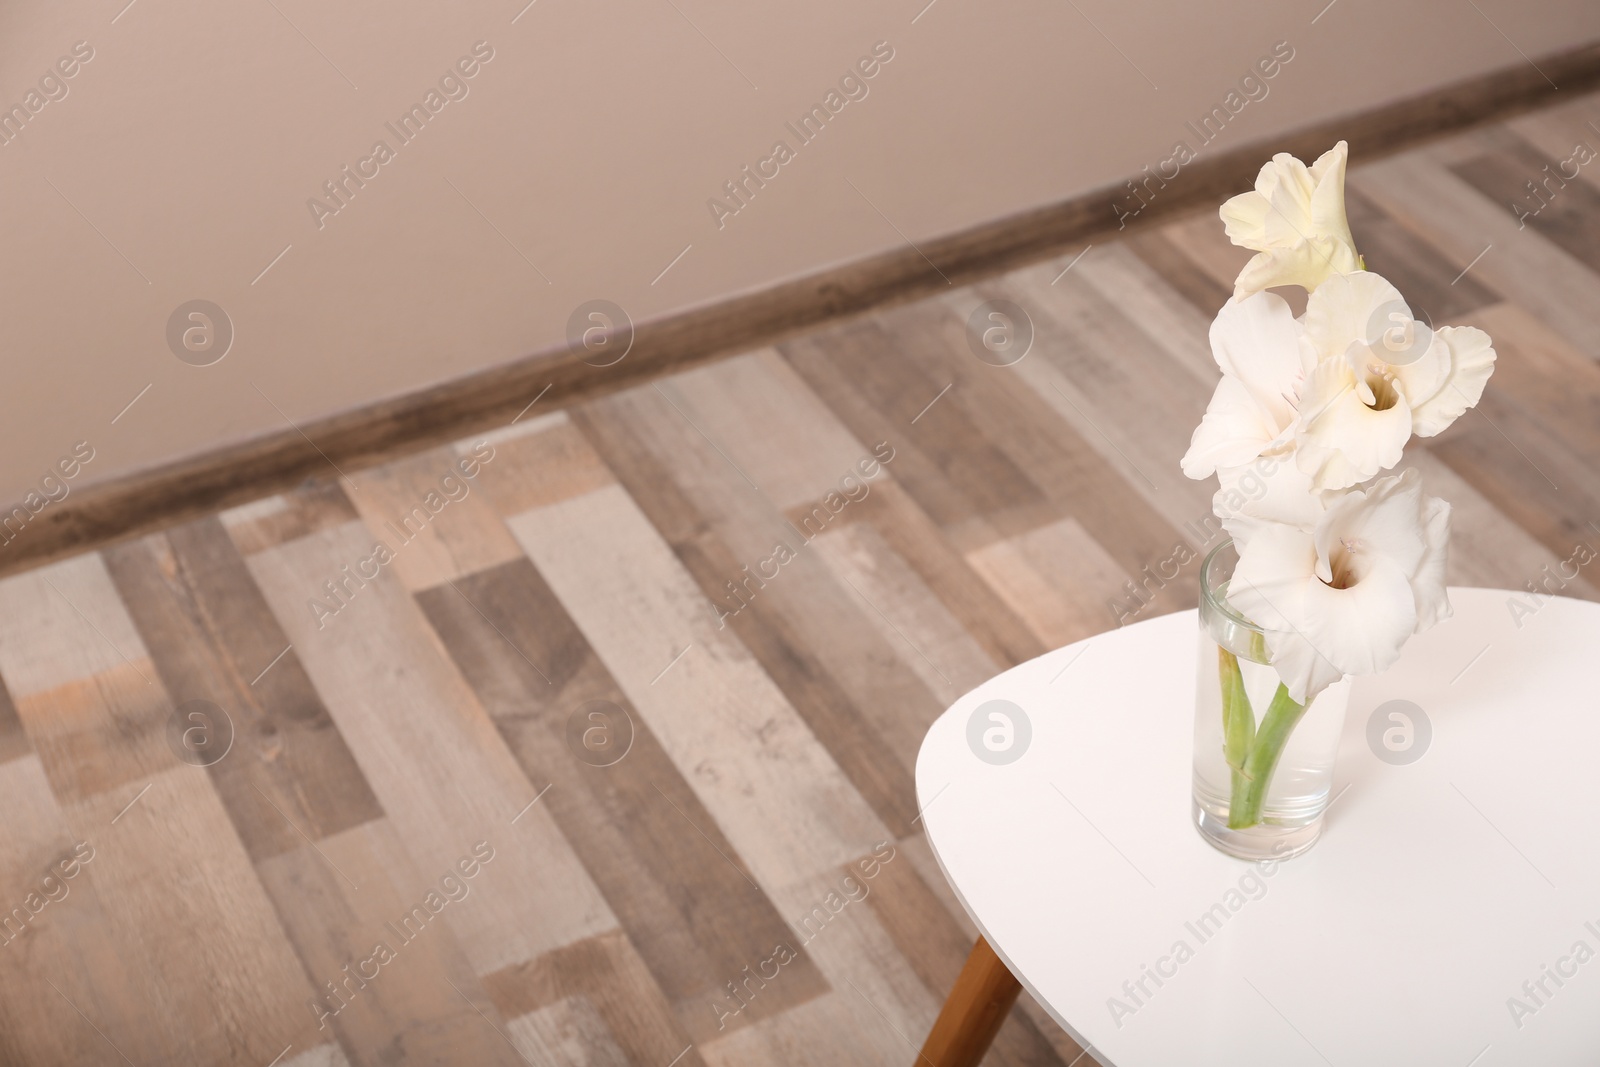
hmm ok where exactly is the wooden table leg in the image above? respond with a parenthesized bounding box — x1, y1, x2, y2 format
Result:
(917, 936, 1022, 1066)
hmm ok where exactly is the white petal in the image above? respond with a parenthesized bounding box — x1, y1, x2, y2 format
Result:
(1261, 154, 1317, 245)
(1210, 291, 1305, 399)
(1303, 271, 1408, 361)
(1388, 329, 1449, 411)
(1213, 452, 1324, 547)
(1409, 326, 1497, 437)
(1226, 523, 1317, 635)
(1308, 140, 1349, 184)
(1261, 625, 1348, 706)
(1253, 155, 1285, 200)
(1294, 358, 1412, 490)
(1220, 190, 1271, 249)
(1297, 555, 1418, 678)
(1233, 238, 1360, 298)
(1333, 469, 1429, 577)
(1183, 376, 1281, 478)
(1184, 294, 1307, 479)
(1308, 141, 1356, 250)
(1225, 525, 1341, 703)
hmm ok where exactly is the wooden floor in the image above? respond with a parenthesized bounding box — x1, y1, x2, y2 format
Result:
(4, 92, 1600, 1067)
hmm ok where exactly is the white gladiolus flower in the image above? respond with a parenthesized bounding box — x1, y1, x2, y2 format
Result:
(1220, 141, 1361, 298)
(1294, 272, 1497, 491)
(1181, 292, 1309, 479)
(1188, 141, 1498, 833)
(1225, 469, 1452, 704)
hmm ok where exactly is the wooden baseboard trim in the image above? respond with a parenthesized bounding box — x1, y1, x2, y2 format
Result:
(6, 40, 1599, 578)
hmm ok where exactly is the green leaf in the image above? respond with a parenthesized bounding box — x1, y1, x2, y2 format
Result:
(1218, 647, 1255, 774)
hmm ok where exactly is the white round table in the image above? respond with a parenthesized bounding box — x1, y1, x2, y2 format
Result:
(914, 588, 1600, 1067)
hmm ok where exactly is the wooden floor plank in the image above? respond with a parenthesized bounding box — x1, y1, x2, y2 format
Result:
(505, 484, 892, 889)
(791, 299, 1183, 586)
(810, 520, 1001, 698)
(0, 555, 154, 700)
(1450, 132, 1600, 275)
(416, 558, 833, 1043)
(507, 996, 634, 1066)
(255, 818, 527, 1067)
(781, 315, 1051, 533)
(0, 755, 157, 1066)
(245, 519, 617, 976)
(1122, 225, 1235, 319)
(851, 479, 1049, 669)
(694, 845, 1002, 1067)
(1074, 239, 1220, 385)
(988, 265, 1212, 567)
(572, 399, 932, 835)
(222, 480, 362, 558)
(1343, 185, 1502, 322)
(343, 442, 524, 591)
(679, 518, 932, 837)
(0, 673, 29, 767)
(103, 520, 383, 861)
(1353, 152, 1600, 356)
(51, 757, 319, 1062)
(661, 350, 893, 512)
(1155, 209, 1255, 294)
(1419, 306, 1600, 558)
(482, 931, 709, 1067)
(968, 516, 1154, 645)
(466, 410, 619, 517)
(1460, 302, 1600, 470)
(0, 599, 325, 1065)
(1401, 451, 1599, 601)
(1502, 89, 1600, 195)
(636, 348, 1048, 683)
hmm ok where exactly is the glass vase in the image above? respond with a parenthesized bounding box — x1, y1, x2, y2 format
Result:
(1192, 539, 1350, 860)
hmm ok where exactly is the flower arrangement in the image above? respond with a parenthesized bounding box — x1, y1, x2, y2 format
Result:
(1183, 142, 1497, 830)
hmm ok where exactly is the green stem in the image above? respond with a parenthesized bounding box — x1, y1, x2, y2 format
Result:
(1218, 648, 1254, 806)
(1228, 683, 1307, 829)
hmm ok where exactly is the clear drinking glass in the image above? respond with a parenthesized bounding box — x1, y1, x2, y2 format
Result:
(1192, 539, 1350, 860)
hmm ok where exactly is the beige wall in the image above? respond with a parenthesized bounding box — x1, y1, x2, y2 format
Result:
(1, 0, 1595, 508)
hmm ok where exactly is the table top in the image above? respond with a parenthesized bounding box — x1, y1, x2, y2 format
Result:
(916, 587, 1600, 1067)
